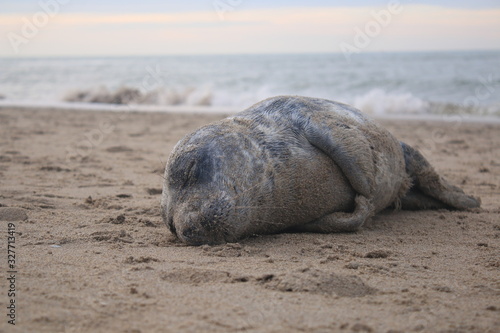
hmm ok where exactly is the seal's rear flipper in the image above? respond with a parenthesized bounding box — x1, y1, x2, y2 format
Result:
(399, 188, 449, 210)
(400, 142, 480, 210)
(294, 196, 374, 233)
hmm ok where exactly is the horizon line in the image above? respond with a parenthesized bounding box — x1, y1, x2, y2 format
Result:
(1, 48, 499, 60)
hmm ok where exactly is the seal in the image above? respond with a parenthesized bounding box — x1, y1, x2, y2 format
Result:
(161, 96, 480, 245)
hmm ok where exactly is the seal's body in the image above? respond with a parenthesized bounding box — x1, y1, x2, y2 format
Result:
(162, 96, 480, 245)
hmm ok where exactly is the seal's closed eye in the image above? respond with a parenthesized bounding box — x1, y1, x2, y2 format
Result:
(190, 148, 215, 184)
(167, 157, 193, 187)
(169, 147, 215, 187)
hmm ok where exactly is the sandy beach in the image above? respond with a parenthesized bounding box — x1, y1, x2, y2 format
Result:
(0, 106, 499, 333)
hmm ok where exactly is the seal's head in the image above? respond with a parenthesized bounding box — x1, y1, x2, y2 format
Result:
(161, 123, 269, 245)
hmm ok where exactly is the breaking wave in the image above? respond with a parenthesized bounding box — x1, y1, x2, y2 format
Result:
(60, 85, 500, 117)
(352, 90, 500, 116)
(353, 89, 429, 115)
(63, 85, 213, 107)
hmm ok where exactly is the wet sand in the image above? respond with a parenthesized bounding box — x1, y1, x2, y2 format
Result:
(0, 106, 499, 332)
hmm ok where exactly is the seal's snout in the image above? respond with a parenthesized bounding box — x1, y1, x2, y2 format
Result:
(177, 219, 225, 246)
(180, 226, 203, 245)
(175, 197, 233, 246)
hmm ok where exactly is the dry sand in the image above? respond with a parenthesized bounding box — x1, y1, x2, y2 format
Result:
(0, 106, 499, 333)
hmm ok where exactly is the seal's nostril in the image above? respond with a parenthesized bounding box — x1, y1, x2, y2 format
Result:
(182, 227, 195, 239)
(180, 227, 208, 246)
(199, 217, 215, 231)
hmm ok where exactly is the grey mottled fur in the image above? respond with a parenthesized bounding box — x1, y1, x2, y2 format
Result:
(161, 96, 480, 245)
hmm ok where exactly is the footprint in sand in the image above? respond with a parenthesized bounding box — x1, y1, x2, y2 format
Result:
(257, 268, 377, 297)
(106, 146, 133, 153)
(160, 268, 232, 285)
(0, 207, 28, 221)
(159, 266, 376, 298)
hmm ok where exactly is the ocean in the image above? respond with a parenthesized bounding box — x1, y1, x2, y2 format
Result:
(1, 51, 499, 117)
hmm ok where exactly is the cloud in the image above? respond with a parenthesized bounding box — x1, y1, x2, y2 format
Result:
(1, 5, 499, 56)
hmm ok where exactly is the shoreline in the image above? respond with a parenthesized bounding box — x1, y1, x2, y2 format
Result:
(2, 100, 500, 124)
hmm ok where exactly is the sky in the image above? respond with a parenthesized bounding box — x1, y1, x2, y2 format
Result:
(0, 0, 499, 57)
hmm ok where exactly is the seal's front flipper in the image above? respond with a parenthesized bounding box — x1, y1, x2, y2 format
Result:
(295, 196, 374, 233)
(401, 142, 480, 210)
(303, 119, 374, 197)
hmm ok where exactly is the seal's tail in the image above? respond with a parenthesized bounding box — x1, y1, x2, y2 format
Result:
(399, 142, 481, 210)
